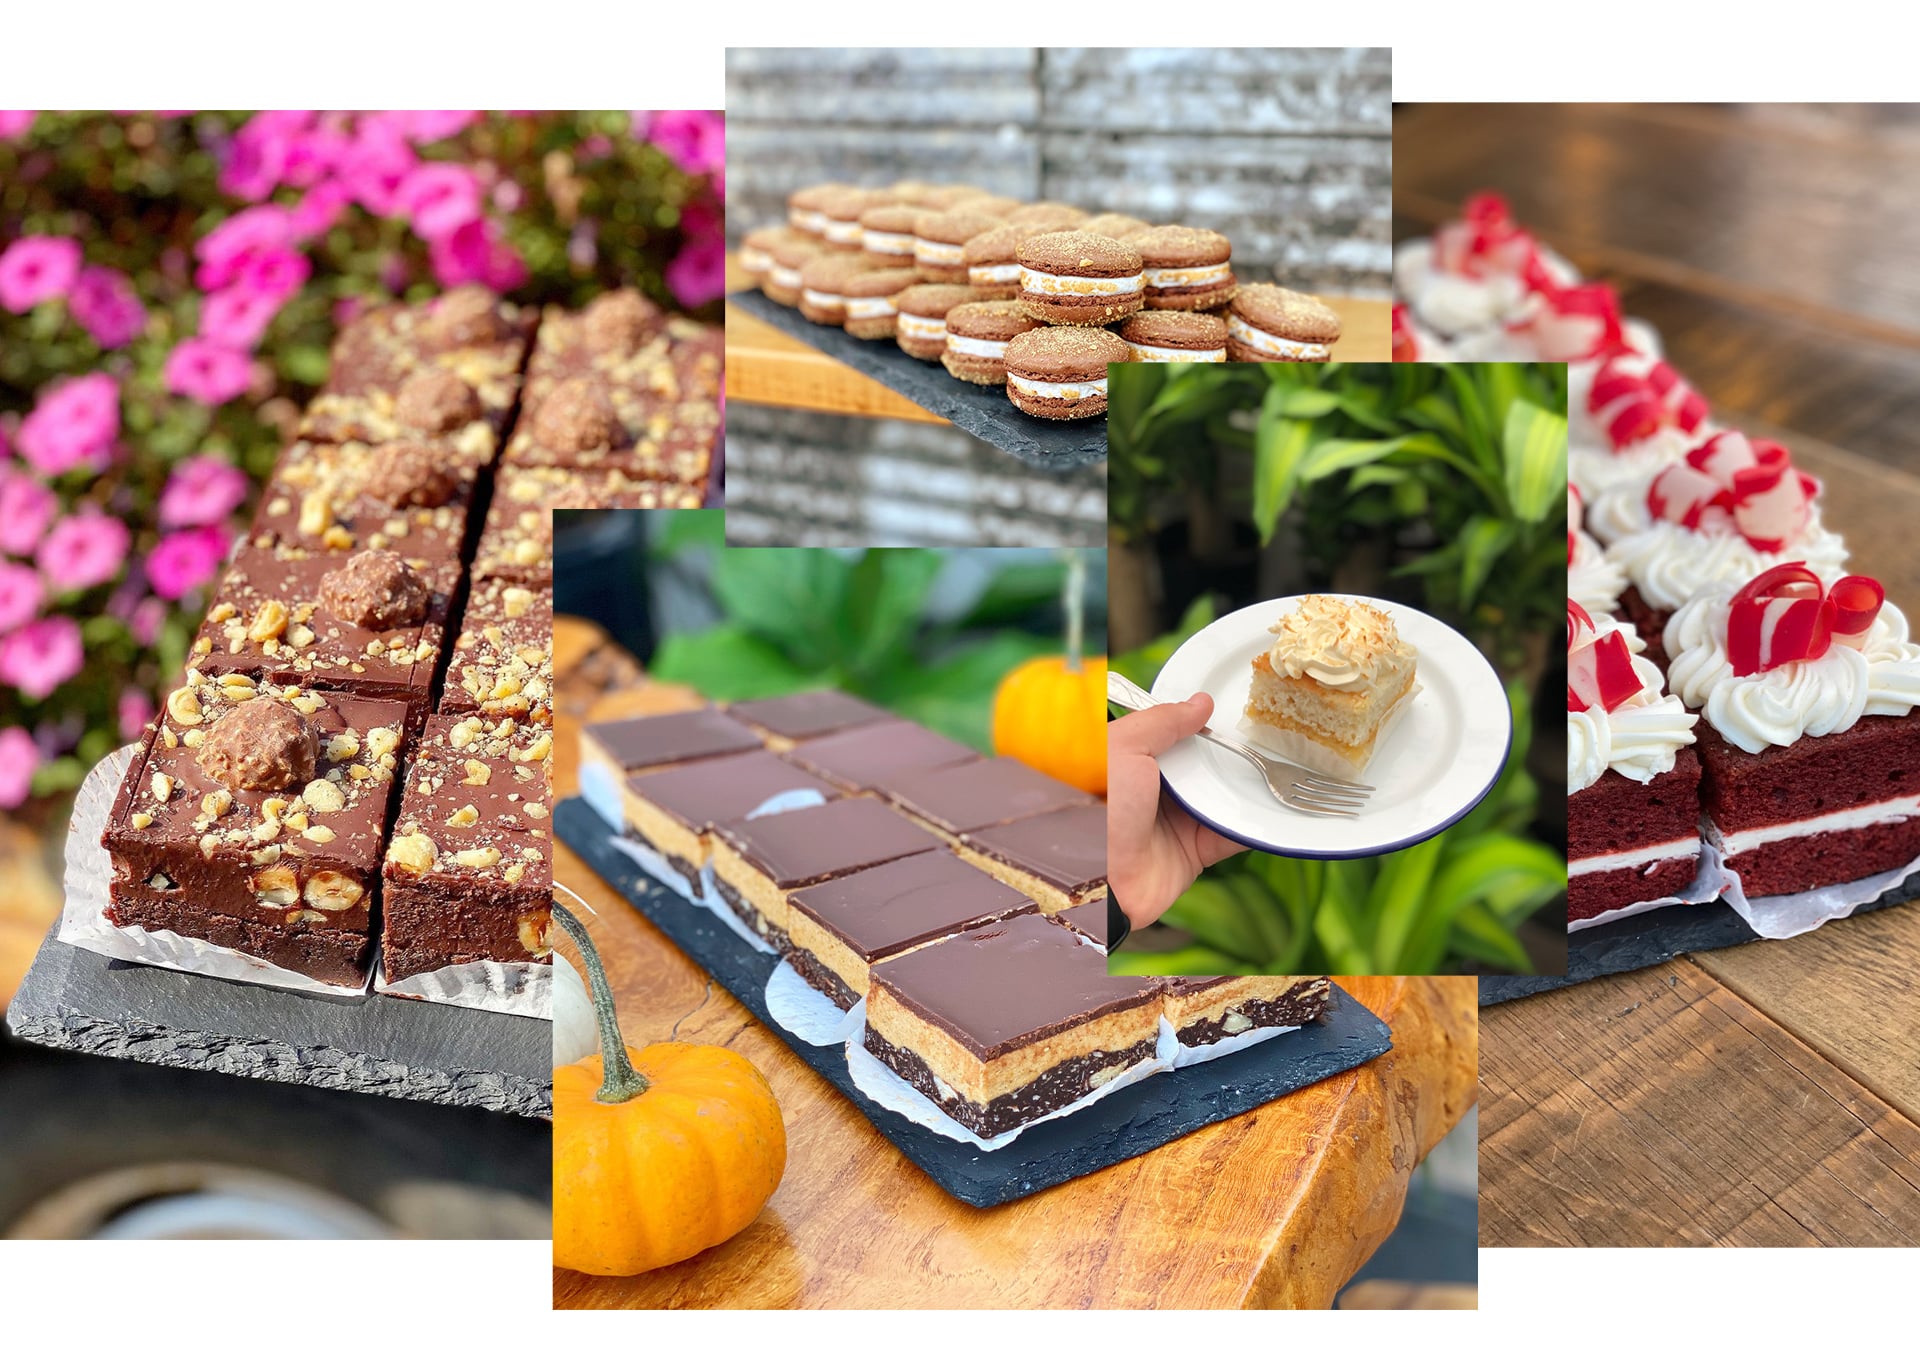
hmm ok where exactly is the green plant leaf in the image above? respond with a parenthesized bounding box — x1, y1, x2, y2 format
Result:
(1160, 877, 1275, 964)
(1298, 437, 1415, 483)
(1502, 399, 1569, 523)
(1456, 515, 1518, 607)
(1448, 901, 1534, 972)
(838, 549, 942, 677)
(955, 560, 1065, 628)
(710, 548, 853, 669)
(1367, 834, 1448, 971)
(1252, 400, 1319, 544)
(1262, 386, 1342, 418)
(1109, 945, 1258, 977)
(1110, 594, 1216, 690)
(868, 630, 1056, 750)
(649, 509, 727, 558)
(648, 628, 815, 701)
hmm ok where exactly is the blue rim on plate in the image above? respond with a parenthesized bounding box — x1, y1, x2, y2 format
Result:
(1147, 595, 1512, 861)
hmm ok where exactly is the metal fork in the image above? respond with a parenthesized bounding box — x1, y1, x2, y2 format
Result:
(1107, 671, 1373, 817)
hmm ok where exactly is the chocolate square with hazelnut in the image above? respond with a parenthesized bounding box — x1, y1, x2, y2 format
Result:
(190, 543, 460, 724)
(439, 575, 553, 725)
(250, 439, 479, 564)
(100, 671, 410, 986)
(299, 286, 536, 465)
(472, 466, 702, 587)
(381, 713, 555, 983)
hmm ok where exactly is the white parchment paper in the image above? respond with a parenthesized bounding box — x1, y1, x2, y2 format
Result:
(1567, 842, 1734, 933)
(1716, 839, 1920, 940)
(764, 960, 862, 1046)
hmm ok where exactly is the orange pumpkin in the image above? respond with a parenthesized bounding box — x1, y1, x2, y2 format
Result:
(992, 550, 1107, 796)
(550, 902, 787, 1278)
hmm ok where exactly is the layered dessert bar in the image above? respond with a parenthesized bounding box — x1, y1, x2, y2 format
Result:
(1665, 565, 1920, 897)
(439, 575, 553, 725)
(1245, 594, 1417, 777)
(250, 439, 477, 564)
(189, 544, 460, 725)
(1567, 602, 1701, 923)
(381, 713, 554, 982)
(1048, 896, 1111, 947)
(1159, 976, 1332, 1047)
(578, 707, 762, 785)
(879, 757, 1095, 843)
(299, 286, 535, 464)
(864, 912, 1162, 1138)
(708, 796, 939, 948)
(101, 671, 408, 986)
(781, 719, 979, 794)
(620, 750, 840, 890)
(955, 802, 1107, 913)
(786, 851, 1038, 1010)
(724, 689, 891, 751)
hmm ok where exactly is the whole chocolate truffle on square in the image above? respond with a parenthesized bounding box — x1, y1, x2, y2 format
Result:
(533, 377, 620, 452)
(395, 368, 483, 432)
(362, 442, 461, 508)
(319, 550, 429, 629)
(421, 284, 508, 348)
(195, 697, 318, 792)
(582, 288, 665, 355)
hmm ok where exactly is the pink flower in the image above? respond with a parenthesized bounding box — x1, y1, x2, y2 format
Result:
(218, 111, 316, 200)
(290, 180, 350, 240)
(0, 615, 84, 700)
(200, 285, 283, 349)
(666, 233, 726, 308)
(145, 524, 229, 599)
(238, 247, 310, 302)
(395, 111, 476, 142)
(158, 455, 249, 528)
(339, 123, 417, 216)
(194, 205, 294, 290)
(428, 217, 525, 291)
(36, 510, 130, 592)
(118, 687, 155, 741)
(0, 235, 82, 313)
(0, 110, 35, 140)
(129, 595, 167, 646)
(17, 373, 120, 476)
(398, 162, 483, 240)
(0, 726, 38, 810)
(68, 265, 147, 348)
(647, 110, 724, 177)
(0, 560, 44, 634)
(164, 338, 253, 405)
(0, 471, 60, 555)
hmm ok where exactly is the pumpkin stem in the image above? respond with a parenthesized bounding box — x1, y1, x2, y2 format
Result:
(552, 897, 649, 1104)
(1061, 548, 1086, 675)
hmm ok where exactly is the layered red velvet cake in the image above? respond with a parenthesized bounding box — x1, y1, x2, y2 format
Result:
(1664, 564, 1920, 897)
(1566, 602, 1703, 924)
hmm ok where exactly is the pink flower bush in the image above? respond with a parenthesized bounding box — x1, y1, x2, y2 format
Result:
(0, 472, 60, 556)
(430, 216, 527, 291)
(0, 615, 84, 700)
(158, 456, 250, 528)
(399, 162, 484, 239)
(0, 111, 36, 141)
(193, 204, 295, 290)
(37, 511, 130, 593)
(667, 232, 726, 308)
(0, 236, 82, 313)
(165, 338, 254, 405)
(68, 266, 147, 348)
(0, 561, 44, 634)
(118, 687, 154, 741)
(645, 111, 724, 176)
(200, 284, 281, 348)
(18, 374, 120, 476)
(145, 524, 230, 600)
(0, 726, 38, 810)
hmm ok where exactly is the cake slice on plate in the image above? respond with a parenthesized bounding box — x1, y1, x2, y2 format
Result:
(1244, 595, 1417, 777)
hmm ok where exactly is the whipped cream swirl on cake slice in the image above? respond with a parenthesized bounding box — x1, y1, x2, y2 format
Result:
(1567, 615, 1697, 793)
(1264, 595, 1414, 690)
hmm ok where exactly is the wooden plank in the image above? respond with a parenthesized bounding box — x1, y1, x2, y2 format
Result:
(1480, 962, 1920, 1247)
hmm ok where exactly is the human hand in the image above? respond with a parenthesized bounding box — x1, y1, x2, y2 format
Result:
(1107, 694, 1247, 930)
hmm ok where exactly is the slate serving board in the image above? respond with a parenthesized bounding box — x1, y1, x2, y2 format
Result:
(729, 288, 1109, 468)
(6, 924, 552, 1118)
(1480, 870, 1920, 1006)
(556, 797, 1392, 1208)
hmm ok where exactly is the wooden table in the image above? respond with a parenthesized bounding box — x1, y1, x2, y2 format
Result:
(1395, 102, 1920, 1247)
(725, 258, 1395, 423)
(547, 659, 1476, 1307)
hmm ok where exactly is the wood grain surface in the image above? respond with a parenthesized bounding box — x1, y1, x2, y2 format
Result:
(1396, 102, 1920, 1248)
(547, 621, 1476, 1307)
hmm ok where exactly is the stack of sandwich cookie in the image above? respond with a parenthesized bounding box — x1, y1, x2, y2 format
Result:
(1119, 311, 1227, 363)
(942, 301, 1041, 385)
(858, 205, 924, 265)
(763, 233, 824, 307)
(1004, 327, 1131, 420)
(1017, 231, 1145, 327)
(799, 253, 886, 327)
(1131, 226, 1237, 311)
(962, 224, 1041, 301)
(1227, 284, 1341, 363)
(894, 285, 978, 361)
(840, 268, 923, 340)
(914, 210, 1001, 285)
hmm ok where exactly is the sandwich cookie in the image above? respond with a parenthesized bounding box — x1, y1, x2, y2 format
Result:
(798, 253, 886, 326)
(913, 209, 1002, 284)
(1132, 225, 1237, 311)
(859, 204, 925, 265)
(786, 184, 846, 240)
(962, 194, 1024, 217)
(1007, 202, 1089, 230)
(839, 267, 921, 340)
(1118, 310, 1227, 362)
(764, 233, 826, 307)
(941, 300, 1041, 385)
(893, 284, 978, 360)
(1016, 230, 1145, 327)
(1081, 212, 1152, 240)
(924, 185, 994, 209)
(1003, 327, 1131, 420)
(817, 187, 879, 252)
(740, 226, 796, 288)
(887, 180, 939, 206)
(961, 223, 1041, 300)
(1226, 284, 1342, 363)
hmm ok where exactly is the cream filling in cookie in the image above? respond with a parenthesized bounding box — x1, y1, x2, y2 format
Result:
(1126, 339, 1226, 363)
(845, 296, 898, 319)
(898, 312, 948, 342)
(741, 247, 772, 274)
(862, 229, 916, 255)
(1144, 262, 1232, 289)
(1020, 266, 1144, 297)
(914, 238, 968, 265)
(1229, 315, 1328, 359)
(947, 334, 1011, 358)
(824, 218, 863, 245)
(790, 208, 827, 234)
(771, 265, 804, 289)
(801, 288, 847, 310)
(1008, 373, 1107, 401)
(969, 262, 1022, 285)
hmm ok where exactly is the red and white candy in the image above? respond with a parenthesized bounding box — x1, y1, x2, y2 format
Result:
(1508, 281, 1625, 363)
(1568, 485, 1583, 565)
(1391, 303, 1417, 362)
(1587, 355, 1709, 451)
(1646, 431, 1818, 551)
(1431, 192, 1538, 280)
(1567, 599, 1642, 713)
(1726, 564, 1885, 676)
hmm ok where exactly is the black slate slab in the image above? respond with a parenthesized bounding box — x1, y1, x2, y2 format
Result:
(1480, 870, 1920, 1006)
(729, 287, 1109, 469)
(6, 924, 552, 1118)
(555, 797, 1391, 1208)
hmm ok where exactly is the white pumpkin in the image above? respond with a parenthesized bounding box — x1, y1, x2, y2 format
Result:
(552, 951, 598, 1067)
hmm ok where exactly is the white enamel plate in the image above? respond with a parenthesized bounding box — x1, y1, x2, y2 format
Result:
(1149, 595, 1512, 859)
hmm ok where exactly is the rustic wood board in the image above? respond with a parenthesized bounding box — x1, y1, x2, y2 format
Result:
(555, 798, 1392, 1208)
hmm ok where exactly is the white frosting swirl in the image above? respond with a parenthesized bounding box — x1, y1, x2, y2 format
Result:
(1664, 584, 1920, 753)
(1569, 529, 1625, 615)
(1569, 428, 1698, 524)
(1596, 495, 1850, 612)
(1568, 615, 1697, 793)
(1393, 236, 1579, 340)
(1265, 595, 1414, 690)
